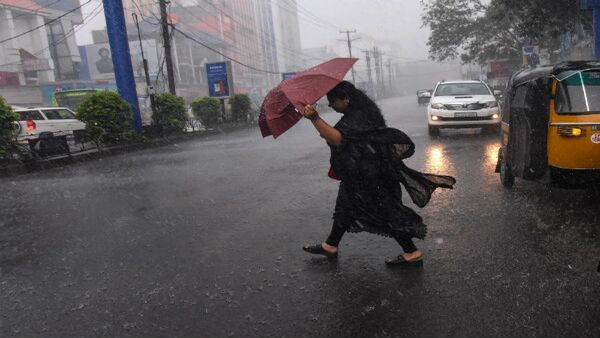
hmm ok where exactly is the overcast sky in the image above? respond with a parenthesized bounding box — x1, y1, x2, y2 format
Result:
(297, 0, 430, 59)
(76, 0, 430, 60)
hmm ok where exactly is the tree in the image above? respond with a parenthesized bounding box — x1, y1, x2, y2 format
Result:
(230, 94, 252, 122)
(76, 91, 133, 146)
(153, 93, 187, 133)
(191, 97, 220, 127)
(421, 0, 592, 64)
(0, 96, 19, 159)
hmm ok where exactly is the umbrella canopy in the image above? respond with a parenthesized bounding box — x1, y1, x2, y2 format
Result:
(259, 57, 358, 138)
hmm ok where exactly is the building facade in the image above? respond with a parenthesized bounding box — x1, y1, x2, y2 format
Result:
(254, 0, 302, 88)
(0, 0, 83, 105)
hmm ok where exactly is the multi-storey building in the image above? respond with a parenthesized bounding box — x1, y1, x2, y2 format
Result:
(254, 0, 302, 88)
(0, 0, 82, 105)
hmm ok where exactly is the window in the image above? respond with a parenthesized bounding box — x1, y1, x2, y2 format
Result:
(54, 109, 77, 119)
(555, 70, 600, 114)
(42, 109, 76, 120)
(17, 110, 44, 121)
(434, 83, 491, 96)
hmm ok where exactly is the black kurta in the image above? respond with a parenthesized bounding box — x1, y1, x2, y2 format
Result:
(329, 108, 455, 240)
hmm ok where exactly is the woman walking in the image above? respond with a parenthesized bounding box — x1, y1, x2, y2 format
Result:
(301, 81, 455, 267)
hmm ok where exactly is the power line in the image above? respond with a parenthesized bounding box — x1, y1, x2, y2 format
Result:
(168, 1, 267, 68)
(9, 0, 64, 20)
(171, 26, 282, 75)
(129, 0, 160, 25)
(0, 0, 93, 45)
(176, 0, 320, 67)
(0, 1, 103, 68)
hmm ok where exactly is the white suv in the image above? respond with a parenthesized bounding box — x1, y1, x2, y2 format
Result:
(427, 80, 501, 136)
(13, 107, 86, 149)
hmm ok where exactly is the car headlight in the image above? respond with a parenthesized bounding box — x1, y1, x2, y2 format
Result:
(484, 101, 498, 108)
(431, 103, 445, 109)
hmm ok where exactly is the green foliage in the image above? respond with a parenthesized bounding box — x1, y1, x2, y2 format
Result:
(76, 90, 133, 145)
(421, 0, 592, 64)
(0, 96, 19, 158)
(191, 97, 220, 127)
(230, 94, 252, 122)
(153, 92, 187, 132)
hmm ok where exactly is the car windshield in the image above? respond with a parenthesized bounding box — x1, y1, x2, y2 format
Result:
(555, 70, 600, 114)
(434, 83, 491, 96)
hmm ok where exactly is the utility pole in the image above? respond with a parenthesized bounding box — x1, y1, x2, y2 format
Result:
(339, 29, 359, 84)
(362, 50, 373, 94)
(102, 0, 141, 132)
(132, 13, 156, 117)
(373, 46, 383, 96)
(159, 0, 176, 94)
(387, 58, 393, 94)
(379, 50, 385, 93)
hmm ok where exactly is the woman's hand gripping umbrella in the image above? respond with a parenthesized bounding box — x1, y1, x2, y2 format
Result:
(259, 57, 358, 138)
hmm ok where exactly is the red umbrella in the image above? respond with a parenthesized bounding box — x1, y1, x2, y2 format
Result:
(259, 57, 358, 138)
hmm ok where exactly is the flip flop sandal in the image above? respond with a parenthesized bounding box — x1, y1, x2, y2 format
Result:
(385, 254, 423, 267)
(302, 243, 338, 259)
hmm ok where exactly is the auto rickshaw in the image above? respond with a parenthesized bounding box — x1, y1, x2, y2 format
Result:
(496, 61, 600, 189)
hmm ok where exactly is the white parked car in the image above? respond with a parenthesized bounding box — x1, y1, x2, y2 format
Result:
(13, 107, 86, 147)
(426, 80, 501, 136)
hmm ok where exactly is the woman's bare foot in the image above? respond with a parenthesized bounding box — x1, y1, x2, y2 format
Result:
(321, 242, 338, 253)
(302, 242, 338, 258)
(401, 250, 422, 261)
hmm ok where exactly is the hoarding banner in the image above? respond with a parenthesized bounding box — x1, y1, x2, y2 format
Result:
(522, 45, 540, 66)
(206, 61, 233, 98)
(80, 40, 159, 80)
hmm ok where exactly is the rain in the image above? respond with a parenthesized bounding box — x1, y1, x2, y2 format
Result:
(0, 0, 599, 337)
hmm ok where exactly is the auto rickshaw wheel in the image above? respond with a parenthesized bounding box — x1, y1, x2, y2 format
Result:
(499, 156, 514, 188)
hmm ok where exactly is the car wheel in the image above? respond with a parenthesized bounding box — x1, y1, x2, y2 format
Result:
(428, 125, 439, 137)
(499, 157, 514, 188)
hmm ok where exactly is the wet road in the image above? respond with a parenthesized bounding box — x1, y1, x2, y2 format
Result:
(1, 96, 599, 337)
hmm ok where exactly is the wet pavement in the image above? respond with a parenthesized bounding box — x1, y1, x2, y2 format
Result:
(1, 96, 599, 337)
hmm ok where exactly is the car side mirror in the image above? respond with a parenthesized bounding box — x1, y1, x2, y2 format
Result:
(423, 92, 431, 98)
(493, 90, 502, 96)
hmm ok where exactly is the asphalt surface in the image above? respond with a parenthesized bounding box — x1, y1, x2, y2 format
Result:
(1, 96, 599, 337)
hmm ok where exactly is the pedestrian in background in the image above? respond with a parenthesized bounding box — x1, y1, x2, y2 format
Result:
(301, 81, 455, 267)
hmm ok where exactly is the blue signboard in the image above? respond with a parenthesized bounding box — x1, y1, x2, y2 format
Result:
(282, 72, 296, 81)
(206, 61, 233, 98)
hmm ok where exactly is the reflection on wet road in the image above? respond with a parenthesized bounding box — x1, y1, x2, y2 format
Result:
(0, 96, 598, 337)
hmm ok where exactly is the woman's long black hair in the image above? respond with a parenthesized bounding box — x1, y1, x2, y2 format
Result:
(326, 81, 386, 127)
